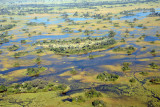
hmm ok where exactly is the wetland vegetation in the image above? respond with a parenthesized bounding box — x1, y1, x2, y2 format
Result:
(0, 0, 160, 106)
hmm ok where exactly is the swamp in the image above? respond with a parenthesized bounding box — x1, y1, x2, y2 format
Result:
(0, 0, 160, 106)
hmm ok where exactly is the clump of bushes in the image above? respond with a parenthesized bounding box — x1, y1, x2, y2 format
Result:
(150, 49, 156, 56)
(129, 78, 136, 83)
(92, 100, 106, 107)
(70, 68, 78, 75)
(26, 67, 47, 76)
(89, 54, 94, 59)
(97, 71, 119, 81)
(121, 62, 131, 71)
(113, 45, 135, 55)
(36, 57, 41, 64)
(149, 62, 159, 69)
(14, 51, 28, 58)
(7, 45, 19, 51)
(0, 80, 68, 94)
(21, 40, 27, 44)
(85, 88, 102, 98)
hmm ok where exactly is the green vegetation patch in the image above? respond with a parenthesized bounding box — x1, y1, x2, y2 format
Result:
(7, 45, 19, 51)
(97, 71, 119, 81)
(113, 45, 136, 55)
(85, 88, 102, 98)
(0, 79, 67, 94)
(26, 67, 47, 77)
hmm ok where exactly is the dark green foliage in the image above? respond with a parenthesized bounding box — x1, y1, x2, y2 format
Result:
(150, 49, 156, 56)
(84, 30, 94, 35)
(34, 36, 116, 55)
(26, 67, 46, 76)
(36, 57, 41, 63)
(55, 84, 67, 90)
(0, 24, 16, 31)
(0, 85, 7, 93)
(149, 62, 158, 69)
(1, 80, 67, 94)
(122, 62, 131, 71)
(72, 96, 85, 102)
(113, 23, 120, 27)
(97, 71, 119, 81)
(62, 27, 73, 33)
(92, 100, 106, 107)
(70, 68, 78, 75)
(8, 45, 19, 51)
(120, 38, 125, 42)
(73, 11, 78, 16)
(37, 49, 43, 53)
(21, 40, 27, 44)
(0, 32, 10, 44)
(85, 88, 102, 98)
(129, 78, 136, 83)
(14, 51, 28, 58)
(108, 30, 116, 38)
(139, 71, 148, 76)
(89, 54, 94, 59)
(26, 22, 45, 26)
(57, 25, 62, 28)
(137, 24, 143, 27)
(113, 45, 135, 55)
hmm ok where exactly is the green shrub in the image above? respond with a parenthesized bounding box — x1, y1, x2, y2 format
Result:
(21, 40, 27, 44)
(149, 62, 158, 69)
(122, 62, 131, 71)
(85, 88, 102, 98)
(129, 78, 136, 83)
(70, 68, 78, 75)
(8, 45, 19, 51)
(26, 67, 46, 76)
(92, 100, 106, 107)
